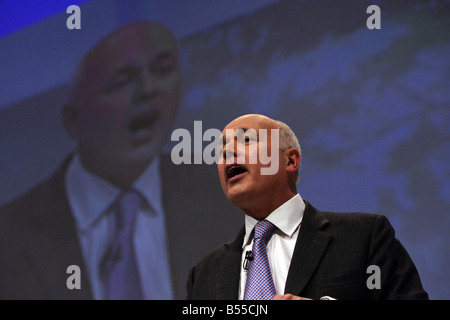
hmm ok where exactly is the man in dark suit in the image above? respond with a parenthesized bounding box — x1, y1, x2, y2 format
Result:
(186, 114, 428, 300)
(0, 21, 239, 300)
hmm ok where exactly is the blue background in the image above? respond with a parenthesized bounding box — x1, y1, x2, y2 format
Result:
(0, 0, 448, 299)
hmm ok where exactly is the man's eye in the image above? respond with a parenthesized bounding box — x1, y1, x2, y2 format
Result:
(153, 63, 175, 76)
(106, 71, 136, 92)
(106, 78, 128, 91)
(152, 56, 177, 77)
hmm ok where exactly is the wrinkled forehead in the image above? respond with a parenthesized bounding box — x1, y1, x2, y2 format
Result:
(102, 22, 176, 52)
(220, 115, 279, 144)
(80, 22, 177, 74)
(222, 115, 278, 133)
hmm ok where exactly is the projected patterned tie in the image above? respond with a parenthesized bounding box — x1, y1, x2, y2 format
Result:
(101, 190, 143, 300)
(244, 220, 277, 300)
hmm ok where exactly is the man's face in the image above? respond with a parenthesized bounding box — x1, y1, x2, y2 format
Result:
(71, 23, 181, 174)
(217, 115, 287, 213)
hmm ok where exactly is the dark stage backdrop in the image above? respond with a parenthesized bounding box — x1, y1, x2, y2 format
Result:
(1, 0, 448, 299)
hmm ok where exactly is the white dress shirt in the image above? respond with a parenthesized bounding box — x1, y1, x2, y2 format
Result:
(238, 193, 305, 300)
(65, 154, 173, 299)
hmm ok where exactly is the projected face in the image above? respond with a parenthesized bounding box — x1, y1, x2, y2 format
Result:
(65, 22, 181, 187)
(217, 114, 291, 220)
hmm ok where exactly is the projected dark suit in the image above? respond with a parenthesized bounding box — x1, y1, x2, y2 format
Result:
(0, 154, 238, 299)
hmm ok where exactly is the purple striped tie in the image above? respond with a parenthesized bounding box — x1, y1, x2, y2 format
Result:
(244, 220, 277, 300)
(101, 190, 143, 300)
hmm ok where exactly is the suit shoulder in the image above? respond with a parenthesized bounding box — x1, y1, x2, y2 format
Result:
(0, 182, 43, 222)
(0, 165, 69, 234)
(0, 177, 55, 218)
(0, 158, 68, 218)
(311, 206, 394, 237)
(305, 201, 386, 223)
(322, 210, 385, 224)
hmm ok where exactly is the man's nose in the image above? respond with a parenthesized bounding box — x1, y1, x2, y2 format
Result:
(222, 140, 238, 164)
(132, 70, 157, 103)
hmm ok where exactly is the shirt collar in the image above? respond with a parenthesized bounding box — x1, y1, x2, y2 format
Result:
(242, 193, 305, 248)
(133, 155, 163, 215)
(65, 154, 162, 232)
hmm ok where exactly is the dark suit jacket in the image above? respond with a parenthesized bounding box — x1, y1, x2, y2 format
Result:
(0, 154, 241, 299)
(186, 201, 428, 300)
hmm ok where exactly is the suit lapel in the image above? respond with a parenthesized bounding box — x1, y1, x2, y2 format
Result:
(215, 227, 245, 299)
(284, 201, 331, 296)
(27, 157, 93, 299)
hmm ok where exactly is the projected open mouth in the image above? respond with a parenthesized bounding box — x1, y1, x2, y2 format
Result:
(128, 110, 159, 142)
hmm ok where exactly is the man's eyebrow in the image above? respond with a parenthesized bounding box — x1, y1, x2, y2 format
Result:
(239, 127, 259, 135)
(153, 51, 177, 64)
(222, 127, 251, 135)
(232, 127, 257, 134)
(112, 51, 177, 76)
(113, 63, 138, 76)
(221, 128, 257, 139)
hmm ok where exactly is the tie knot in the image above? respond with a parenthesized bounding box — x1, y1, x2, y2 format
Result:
(254, 220, 276, 241)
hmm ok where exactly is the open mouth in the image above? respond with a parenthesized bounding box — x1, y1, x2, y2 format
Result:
(226, 164, 248, 182)
(129, 110, 159, 132)
(128, 110, 159, 141)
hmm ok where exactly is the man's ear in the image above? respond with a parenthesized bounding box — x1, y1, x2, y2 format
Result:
(285, 148, 301, 174)
(62, 102, 79, 139)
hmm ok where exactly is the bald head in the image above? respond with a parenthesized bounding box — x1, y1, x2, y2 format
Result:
(224, 114, 278, 130)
